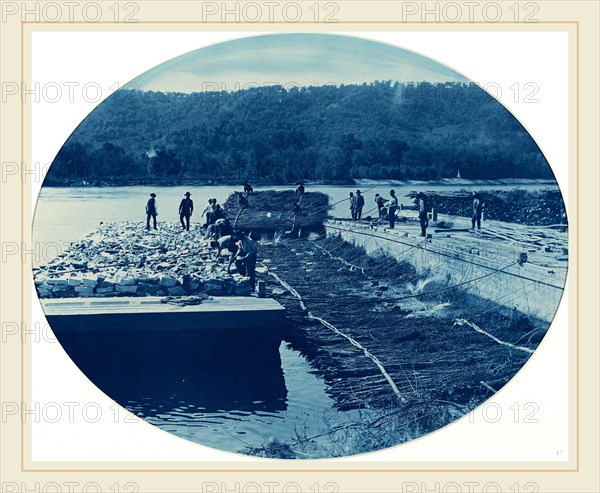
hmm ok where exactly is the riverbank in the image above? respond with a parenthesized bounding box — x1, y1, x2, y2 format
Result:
(42, 177, 559, 188)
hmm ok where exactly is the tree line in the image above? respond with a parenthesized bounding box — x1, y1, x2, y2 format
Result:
(46, 81, 555, 186)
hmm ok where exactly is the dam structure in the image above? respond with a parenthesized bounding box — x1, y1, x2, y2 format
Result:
(325, 214, 567, 323)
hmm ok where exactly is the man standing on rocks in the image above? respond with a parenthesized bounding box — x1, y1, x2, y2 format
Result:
(417, 192, 428, 237)
(179, 191, 194, 231)
(145, 193, 158, 230)
(388, 190, 398, 229)
(471, 192, 483, 229)
(355, 190, 365, 220)
(349, 192, 357, 220)
(232, 231, 258, 290)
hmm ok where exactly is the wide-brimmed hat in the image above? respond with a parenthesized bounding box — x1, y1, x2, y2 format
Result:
(184, 191, 191, 196)
(150, 193, 156, 197)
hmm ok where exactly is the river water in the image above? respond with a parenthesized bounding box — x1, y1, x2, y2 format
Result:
(32, 181, 557, 457)
(33, 182, 556, 258)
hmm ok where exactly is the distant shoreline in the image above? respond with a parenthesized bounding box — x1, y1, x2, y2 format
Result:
(42, 178, 560, 189)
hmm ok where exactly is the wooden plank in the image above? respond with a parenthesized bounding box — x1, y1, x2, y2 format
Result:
(433, 228, 470, 233)
(42, 296, 285, 332)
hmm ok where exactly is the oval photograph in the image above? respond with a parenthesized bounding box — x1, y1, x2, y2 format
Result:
(33, 33, 568, 459)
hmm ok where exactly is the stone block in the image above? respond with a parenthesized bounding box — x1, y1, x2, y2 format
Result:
(52, 284, 72, 293)
(51, 286, 73, 298)
(234, 286, 253, 296)
(37, 288, 53, 298)
(117, 276, 137, 286)
(95, 286, 115, 294)
(167, 286, 186, 296)
(68, 277, 82, 286)
(159, 275, 178, 287)
(81, 276, 98, 288)
(97, 280, 114, 289)
(115, 285, 137, 294)
(74, 286, 94, 296)
(137, 284, 162, 296)
(204, 282, 225, 293)
(47, 278, 68, 285)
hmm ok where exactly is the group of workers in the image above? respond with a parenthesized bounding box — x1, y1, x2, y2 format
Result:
(349, 190, 485, 237)
(143, 185, 486, 291)
(350, 189, 401, 229)
(144, 188, 259, 290)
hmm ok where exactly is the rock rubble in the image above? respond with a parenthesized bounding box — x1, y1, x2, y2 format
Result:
(34, 222, 253, 299)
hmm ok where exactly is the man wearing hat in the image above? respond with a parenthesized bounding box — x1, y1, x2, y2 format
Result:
(388, 190, 398, 229)
(471, 192, 483, 229)
(355, 190, 365, 220)
(145, 193, 158, 230)
(179, 192, 194, 231)
(417, 192, 428, 237)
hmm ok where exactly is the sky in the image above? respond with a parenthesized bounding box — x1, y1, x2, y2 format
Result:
(130, 33, 468, 93)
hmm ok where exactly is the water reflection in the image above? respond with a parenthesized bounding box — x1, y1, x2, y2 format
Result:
(53, 321, 288, 415)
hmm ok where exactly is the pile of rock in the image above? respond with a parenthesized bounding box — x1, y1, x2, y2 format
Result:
(34, 221, 253, 299)
(408, 189, 566, 226)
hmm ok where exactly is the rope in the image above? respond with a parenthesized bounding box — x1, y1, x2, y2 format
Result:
(312, 242, 367, 277)
(454, 318, 534, 354)
(233, 206, 245, 229)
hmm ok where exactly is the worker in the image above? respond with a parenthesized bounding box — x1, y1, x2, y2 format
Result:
(243, 181, 254, 195)
(417, 192, 428, 237)
(388, 190, 398, 229)
(355, 190, 365, 220)
(145, 193, 158, 230)
(238, 192, 249, 209)
(232, 231, 258, 290)
(374, 193, 387, 219)
(207, 199, 219, 225)
(210, 235, 238, 273)
(296, 182, 305, 197)
(471, 192, 483, 229)
(212, 202, 224, 222)
(201, 199, 213, 227)
(179, 191, 194, 231)
(205, 217, 233, 240)
(292, 201, 302, 221)
(349, 192, 357, 220)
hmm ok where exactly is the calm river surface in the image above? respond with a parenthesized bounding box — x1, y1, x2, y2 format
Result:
(32, 181, 556, 457)
(33, 182, 556, 256)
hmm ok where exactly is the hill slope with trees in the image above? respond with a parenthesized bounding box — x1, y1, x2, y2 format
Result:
(47, 81, 554, 186)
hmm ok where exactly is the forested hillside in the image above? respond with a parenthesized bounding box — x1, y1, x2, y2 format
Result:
(47, 81, 553, 185)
